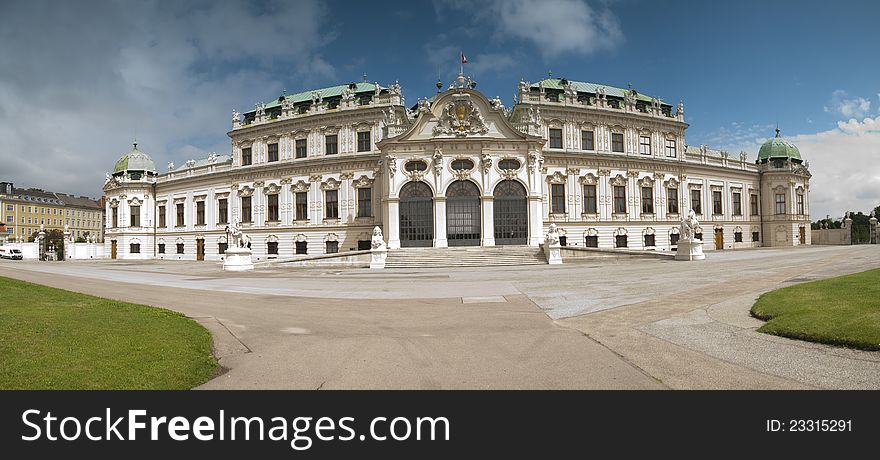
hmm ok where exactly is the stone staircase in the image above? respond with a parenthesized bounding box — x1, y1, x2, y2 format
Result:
(384, 245, 546, 268)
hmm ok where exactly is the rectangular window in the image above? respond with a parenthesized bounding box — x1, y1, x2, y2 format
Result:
(584, 235, 598, 248)
(641, 187, 654, 214)
(358, 240, 371, 251)
(267, 194, 279, 222)
(357, 188, 372, 218)
(130, 206, 140, 227)
(158, 206, 166, 227)
(775, 194, 786, 215)
(357, 131, 371, 152)
(295, 139, 307, 158)
(615, 235, 628, 248)
(218, 242, 228, 254)
(644, 234, 656, 247)
(732, 192, 742, 216)
(241, 147, 252, 166)
(176, 243, 184, 254)
(639, 136, 651, 155)
(613, 186, 626, 214)
(583, 185, 597, 214)
(267, 241, 279, 255)
(752, 231, 760, 242)
(713, 190, 723, 215)
(670, 233, 680, 246)
(130, 243, 140, 254)
(295, 192, 308, 221)
(690, 189, 702, 215)
(268, 143, 279, 162)
(176, 203, 184, 226)
(667, 188, 679, 214)
(325, 135, 338, 155)
(549, 128, 563, 149)
(196, 201, 205, 225)
(158, 243, 165, 254)
(112, 208, 118, 228)
(295, 241, 308, 255)
(750, 194, 759, 216)
(241, 196, 252, 223)
(796, 194, 804, 215)
(735, 231, 743, 243)
(551, 183, 566, 213)
(325, 241, 339, 254)
(218, 199, 228, 224)
(611, 133, 624, 153)
(665, 139, 677, 158)
(325, 190, 339, 219)
(581, 130, 594, 150)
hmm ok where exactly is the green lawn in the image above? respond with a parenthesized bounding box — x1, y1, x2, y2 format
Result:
(751, 268, 880, 351)
(0, 277, 217, 389)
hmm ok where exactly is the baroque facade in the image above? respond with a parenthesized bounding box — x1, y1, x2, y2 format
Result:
(102, 74, 811, 261)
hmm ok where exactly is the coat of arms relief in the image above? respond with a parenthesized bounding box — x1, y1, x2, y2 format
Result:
(432, 96, 489, 137)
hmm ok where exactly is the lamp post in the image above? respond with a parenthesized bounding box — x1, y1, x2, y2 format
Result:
(37, 224, 46, 261)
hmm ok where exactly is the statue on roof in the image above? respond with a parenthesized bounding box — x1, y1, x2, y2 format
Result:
(389, 81, 401, 95)
(596, 86, 606, 99)
(374, 82, 381, 96)
(341, 86, 354, 102)
(232, 109, 240, 124)
(624, 89, 636, 106)
(518, 80, 529, 94)
(167, 161, 175, 171)
(490, 95, 504, 110)
(417, 97, 431, 113)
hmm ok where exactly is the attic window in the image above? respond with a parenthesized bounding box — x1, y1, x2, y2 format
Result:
(451, 159, 474, 171)
(499, 159, 521, 170)
(404, 160, 428, 172)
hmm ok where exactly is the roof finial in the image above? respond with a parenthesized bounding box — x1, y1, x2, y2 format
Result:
(362, 73, 368, 83)
(547, 70, 552, 78)
(133, 138, 138, 150)
(775, 125, 780, 138)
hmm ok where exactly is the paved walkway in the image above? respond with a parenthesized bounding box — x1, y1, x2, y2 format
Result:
(1, 244, 878, 389)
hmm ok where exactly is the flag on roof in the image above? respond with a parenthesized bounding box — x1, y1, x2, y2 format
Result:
(460, 51, 467, 65)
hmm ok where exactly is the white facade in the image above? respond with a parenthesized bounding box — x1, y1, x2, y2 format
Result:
(102, 75, 811, 262)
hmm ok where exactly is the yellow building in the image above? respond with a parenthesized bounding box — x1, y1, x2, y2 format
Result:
(0, 182, 66, 241)
(56, 193, 104, 242)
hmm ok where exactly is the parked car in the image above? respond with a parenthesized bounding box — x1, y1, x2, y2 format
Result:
(0, 246, 23, 260)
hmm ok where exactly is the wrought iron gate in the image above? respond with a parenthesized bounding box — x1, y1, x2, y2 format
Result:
(446, 180, 481, 246)
(494, 180, 528, 245)
(399, 181, 434, 247)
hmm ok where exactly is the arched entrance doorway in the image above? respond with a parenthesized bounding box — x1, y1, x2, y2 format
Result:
(446, 180, 481, 246)
(399, 181, 434, 247)
(494, 180, 528, 245)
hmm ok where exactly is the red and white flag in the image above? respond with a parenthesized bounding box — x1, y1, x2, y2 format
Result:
(460, 51, 468, 65)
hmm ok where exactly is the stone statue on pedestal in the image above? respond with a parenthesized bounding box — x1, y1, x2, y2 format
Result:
(675, 209, 705, 261)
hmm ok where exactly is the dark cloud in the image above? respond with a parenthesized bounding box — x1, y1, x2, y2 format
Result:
(0, 0, 334, 197)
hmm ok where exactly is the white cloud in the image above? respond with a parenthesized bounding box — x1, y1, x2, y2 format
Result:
(823, 89, 872, 119)
(436, 0, 623, 58)
(0, 0, 335, 197)
(700, 122, 775, 153)
(790, 116, 880, 219)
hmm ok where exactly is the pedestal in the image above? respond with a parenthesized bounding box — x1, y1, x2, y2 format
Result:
(370, 247, 387, 269)
(675, 239, 705, 261)
(223, 248, 254, 271)
(544, 243, 562, 265)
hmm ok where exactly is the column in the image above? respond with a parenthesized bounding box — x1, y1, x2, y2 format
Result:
(528, 196, 542, 246)
(481, 196, 494, 247)
(387, 198, 400, 249)
(434, 197, 448, 248)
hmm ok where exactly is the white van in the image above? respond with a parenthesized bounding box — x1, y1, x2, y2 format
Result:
(0, 246, 23, 260)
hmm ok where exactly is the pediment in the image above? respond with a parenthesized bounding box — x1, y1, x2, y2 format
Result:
(378, 89, 537, 145)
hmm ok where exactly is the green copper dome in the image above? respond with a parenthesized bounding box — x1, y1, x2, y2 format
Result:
(757, 129, 802, 163)
(113, 143, 157, 174)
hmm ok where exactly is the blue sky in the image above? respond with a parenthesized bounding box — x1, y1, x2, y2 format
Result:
(1, 0, 878, 218)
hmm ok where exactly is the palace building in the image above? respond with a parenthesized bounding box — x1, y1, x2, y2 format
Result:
(102, 73, 811, 261)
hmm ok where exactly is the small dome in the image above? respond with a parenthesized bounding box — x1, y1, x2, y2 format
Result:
(757, 129, 802, 163)
(113, 143, 157, 174)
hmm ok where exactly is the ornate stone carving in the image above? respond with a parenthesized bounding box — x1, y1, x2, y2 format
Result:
(354, 175, 374, 188)
(340, 172, 355, 181)
(292, 180, 309, 192)
(432, 97, 489, 137)
(547, 171, 567, 184)
(321, 178, 340, 190)
(579, 173, 598, 185)
(610, 174, 627, 186)
(309, 174, 323, 183)
(432, 147, 444, 174)
(480, 153, 493, 173)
